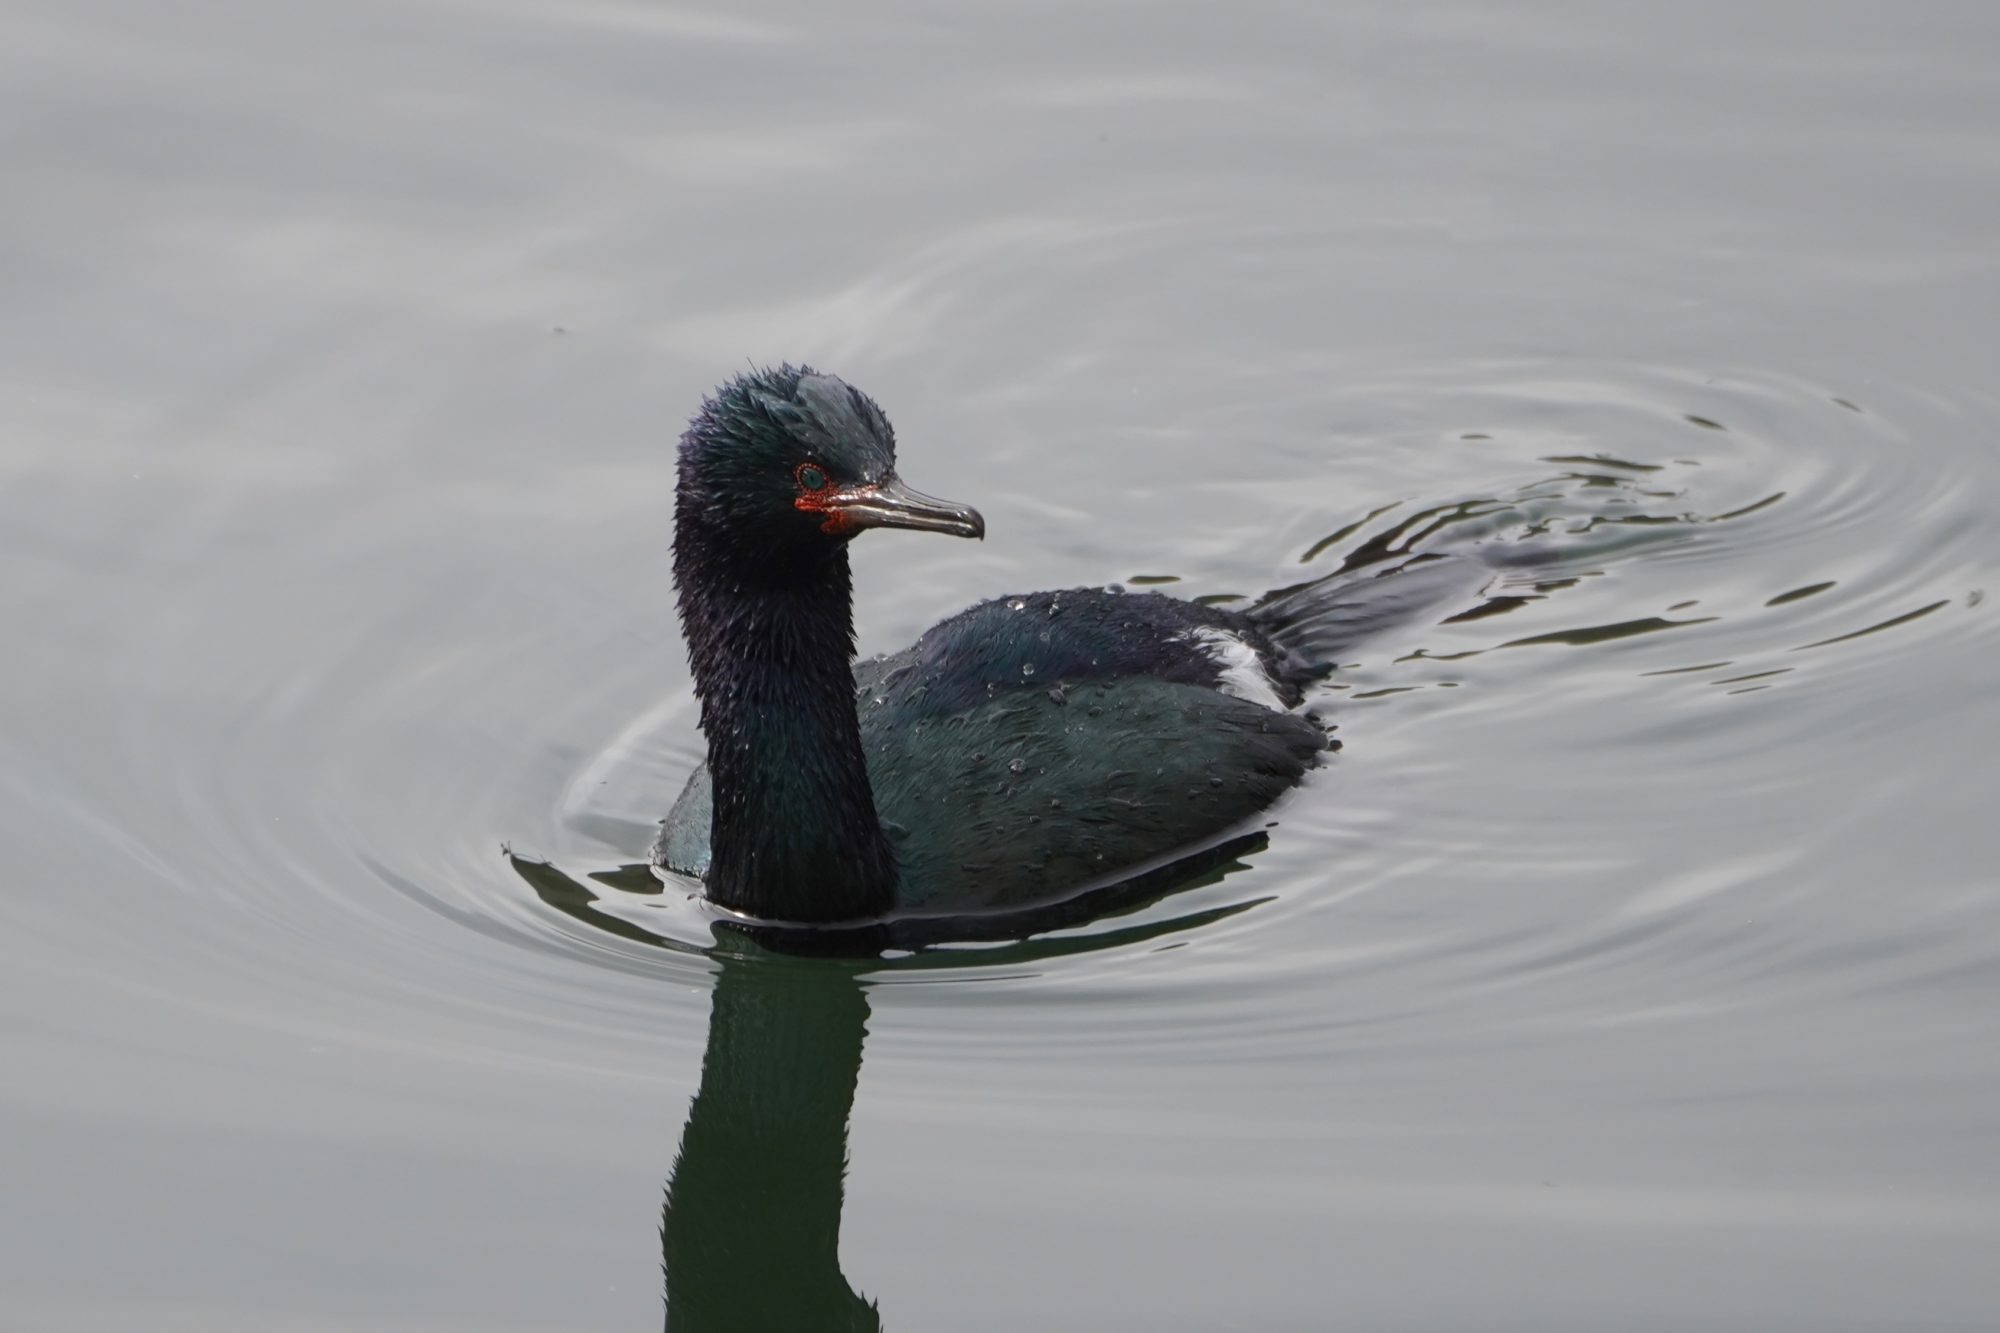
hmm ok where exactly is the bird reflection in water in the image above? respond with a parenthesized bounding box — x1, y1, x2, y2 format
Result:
(662, 943, 882, 1332)
(509, 841, 1271, 1330)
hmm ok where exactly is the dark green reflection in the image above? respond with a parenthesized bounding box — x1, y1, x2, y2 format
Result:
(1500, 615, 1716, 649)
(1790, 598, 1950, 651)
(510, 834, 1274, 960)
(503, 839, 1281, 1329)
(1766, 580, 1836, 607)
(663, 945, 881, 1332)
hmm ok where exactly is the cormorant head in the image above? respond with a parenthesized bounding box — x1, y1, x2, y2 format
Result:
(675, 366, 984, 561)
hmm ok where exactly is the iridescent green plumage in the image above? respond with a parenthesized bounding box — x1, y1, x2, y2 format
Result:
(659, 367, 1429, 925)
(658, 588, 1329, 914)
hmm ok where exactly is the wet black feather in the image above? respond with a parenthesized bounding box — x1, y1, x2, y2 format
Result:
(660, 367, 1343, 923)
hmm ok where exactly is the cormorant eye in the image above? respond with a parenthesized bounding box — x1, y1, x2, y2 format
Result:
(795, 462, 828, 491)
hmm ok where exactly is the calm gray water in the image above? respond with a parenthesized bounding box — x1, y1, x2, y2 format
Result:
(5, 2, 1999, 1329)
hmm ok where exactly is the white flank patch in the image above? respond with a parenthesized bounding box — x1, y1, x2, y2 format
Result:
(1180, 627, 1288, 711)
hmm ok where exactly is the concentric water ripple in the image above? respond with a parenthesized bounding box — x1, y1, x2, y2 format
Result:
(10, 2, 2000, 1325)
(10, 318, 1989, 1098)
(425, 360, 2000, 1062)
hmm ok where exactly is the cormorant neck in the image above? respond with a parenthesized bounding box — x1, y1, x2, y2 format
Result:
(674, 521, 897, 922)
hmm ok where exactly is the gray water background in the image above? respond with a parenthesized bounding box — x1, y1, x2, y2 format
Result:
(4, 1, 1999, 1329)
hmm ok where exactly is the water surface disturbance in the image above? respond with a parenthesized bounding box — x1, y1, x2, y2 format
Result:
(3, 3, 1998, 1329)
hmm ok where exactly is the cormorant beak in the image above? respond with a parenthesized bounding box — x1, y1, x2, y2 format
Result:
(814, 473, 985, 540)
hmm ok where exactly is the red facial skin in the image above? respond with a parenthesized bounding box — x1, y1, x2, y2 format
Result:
(792, 463, 864, 535)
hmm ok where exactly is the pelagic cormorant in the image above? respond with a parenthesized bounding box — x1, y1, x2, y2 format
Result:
(655, 365, 1389, 925)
